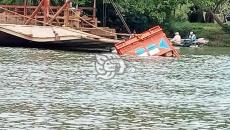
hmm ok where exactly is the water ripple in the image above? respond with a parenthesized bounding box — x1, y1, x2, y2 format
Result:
(0, 47, 230, 129)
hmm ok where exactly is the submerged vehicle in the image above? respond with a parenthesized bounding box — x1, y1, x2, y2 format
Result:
(115, 26, 179, 57)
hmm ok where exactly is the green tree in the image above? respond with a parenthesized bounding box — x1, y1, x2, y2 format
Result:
(191, 0, 230, 31)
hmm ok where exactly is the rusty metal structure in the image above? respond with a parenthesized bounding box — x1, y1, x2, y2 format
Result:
(0, 0, 180, 56)
(0, 0, 116, 38)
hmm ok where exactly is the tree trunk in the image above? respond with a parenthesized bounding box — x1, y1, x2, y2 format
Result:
(214, 0, 225, 13)
(208, 10, 230, 32)
(210, 0, 230, 32)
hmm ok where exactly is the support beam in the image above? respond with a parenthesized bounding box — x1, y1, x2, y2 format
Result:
(43, 0, 50, 24)
(23, 0, 27, 22)
(47, 0, 71, 25)
(23, 0, 28, 17)
(93, 0, 97, 25)
(25, 0, 45, 25)
(64, 0, 70, 26)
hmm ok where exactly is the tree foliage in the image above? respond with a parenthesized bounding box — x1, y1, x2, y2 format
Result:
(0, 0, 229, 32)
(191, 0, 230, 31)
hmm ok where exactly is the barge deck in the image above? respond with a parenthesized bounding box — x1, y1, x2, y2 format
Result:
(0, 0, 119, 52)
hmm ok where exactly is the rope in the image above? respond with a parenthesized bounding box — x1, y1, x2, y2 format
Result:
(70, 9, 137, 36)
(108, 0, 132, 34)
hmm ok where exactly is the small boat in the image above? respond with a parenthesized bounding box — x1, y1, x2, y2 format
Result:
(173, 38, 209, 47)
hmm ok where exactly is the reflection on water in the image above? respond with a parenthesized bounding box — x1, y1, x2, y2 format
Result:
(0, 47, 230, 129)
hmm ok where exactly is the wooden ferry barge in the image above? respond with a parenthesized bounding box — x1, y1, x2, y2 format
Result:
(0, 0, 120, 51)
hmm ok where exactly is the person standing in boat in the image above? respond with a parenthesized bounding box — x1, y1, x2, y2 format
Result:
(171, 32, 182, 45)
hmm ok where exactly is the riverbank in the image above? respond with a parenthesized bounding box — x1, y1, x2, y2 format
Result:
(170, 22, 230, 47)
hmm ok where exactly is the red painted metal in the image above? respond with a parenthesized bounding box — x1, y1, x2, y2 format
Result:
(0, 5, 60, 9)
(0, 1, 99, 27)
(0, 0, 117, 38)
(43, 0, 50, 24)
(25, 0, 45, 24)
(23, 0, 28, 22)
(48, 1, 70, 25)
(115, 26, 179, 57)
(64, 0, 70, 26)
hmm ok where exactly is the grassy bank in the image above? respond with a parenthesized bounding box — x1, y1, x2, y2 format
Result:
(170, 22, 230, 47)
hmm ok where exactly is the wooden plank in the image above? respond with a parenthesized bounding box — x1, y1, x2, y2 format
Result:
(0, 24, 120, 43)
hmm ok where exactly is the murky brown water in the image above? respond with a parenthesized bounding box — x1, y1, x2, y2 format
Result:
(0, 47, 230, 129)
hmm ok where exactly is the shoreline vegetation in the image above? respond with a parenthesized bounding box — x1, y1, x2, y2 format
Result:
(0, 0, 229, 47)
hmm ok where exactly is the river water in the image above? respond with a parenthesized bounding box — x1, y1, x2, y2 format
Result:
(0, 47, 230, 130)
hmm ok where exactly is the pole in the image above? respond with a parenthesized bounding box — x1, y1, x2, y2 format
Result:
(23, 0, 28, 22)
(64, 0, 70, 26)
(43, 0, 50, 25)
(103, 0, 107, 27)
(93, 0, 97, 26)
